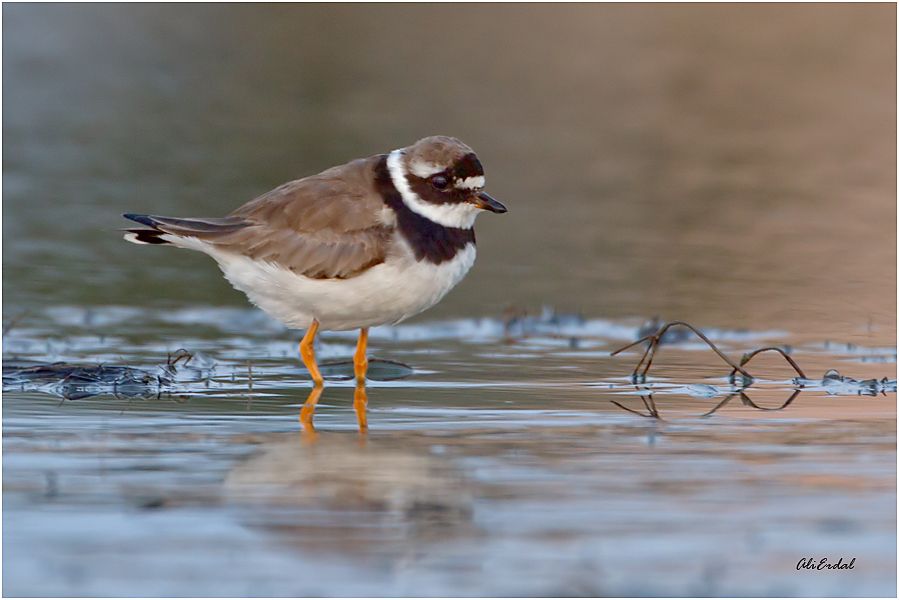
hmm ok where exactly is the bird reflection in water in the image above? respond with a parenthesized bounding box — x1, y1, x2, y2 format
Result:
(299, 382, 369, 438)
(300, 357, 415, 440)
(225, 413, 477, 558)
(298, 357, 415, 437)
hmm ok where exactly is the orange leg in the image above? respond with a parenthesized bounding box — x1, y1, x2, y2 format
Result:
(354, 382, 368, 433)
(299, 319, 324, 386)
(354, 327, 369, 382)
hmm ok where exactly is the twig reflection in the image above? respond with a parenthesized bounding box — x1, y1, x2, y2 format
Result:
(700, 388, 802, 417)
(611, 387, 804, 420)
(610, 390, 661, 419)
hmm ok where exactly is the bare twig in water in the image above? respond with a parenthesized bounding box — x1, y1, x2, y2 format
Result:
(611, 320, 816, 420)
(611, 320, 752, 381)
(737, 346, 807, 379)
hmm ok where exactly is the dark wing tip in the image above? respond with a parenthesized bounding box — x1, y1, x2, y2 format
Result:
(123, 213, 157, 228)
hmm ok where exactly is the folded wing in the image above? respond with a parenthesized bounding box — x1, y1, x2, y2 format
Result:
(124, 157, 392, 279)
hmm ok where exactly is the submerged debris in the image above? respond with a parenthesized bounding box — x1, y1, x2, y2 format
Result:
(813, 369, 896, 397)
(2, 362, 168, 400)
(2, 349, 213, 400)
(2, 348, 415, 401)
(502, 305, 587, 341)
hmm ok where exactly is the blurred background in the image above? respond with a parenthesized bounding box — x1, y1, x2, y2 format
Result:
(3, 4, 896, 597)
(4, 3, 895, 338)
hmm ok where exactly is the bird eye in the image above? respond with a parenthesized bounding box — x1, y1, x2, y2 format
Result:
(430, 175, 449, 190)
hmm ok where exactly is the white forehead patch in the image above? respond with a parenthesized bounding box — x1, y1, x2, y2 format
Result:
(456, 176, 485, 190)
(409, 160, 445, 178)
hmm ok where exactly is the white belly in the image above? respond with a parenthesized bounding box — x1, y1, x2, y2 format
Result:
(199, 241, 476, 331)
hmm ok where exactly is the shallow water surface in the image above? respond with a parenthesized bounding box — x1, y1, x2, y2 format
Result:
(3, 306, 897, 596)
(3, 4, 897, 597)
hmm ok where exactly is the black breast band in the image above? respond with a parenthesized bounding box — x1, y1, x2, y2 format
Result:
(374, 155, 475, 264)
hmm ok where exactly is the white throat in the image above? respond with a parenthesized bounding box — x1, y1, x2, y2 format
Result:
(387, 149, 480, 229)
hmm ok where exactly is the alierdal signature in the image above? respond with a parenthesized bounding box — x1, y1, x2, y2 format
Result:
(797, 557, 856, 571)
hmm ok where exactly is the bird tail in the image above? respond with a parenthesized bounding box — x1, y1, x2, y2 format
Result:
(122, 213, 248, 246)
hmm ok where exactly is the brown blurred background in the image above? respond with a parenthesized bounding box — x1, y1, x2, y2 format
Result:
(3, 3, 896, 342)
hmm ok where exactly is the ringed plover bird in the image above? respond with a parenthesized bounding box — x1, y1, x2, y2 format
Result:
(123, 136, 506, 386)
